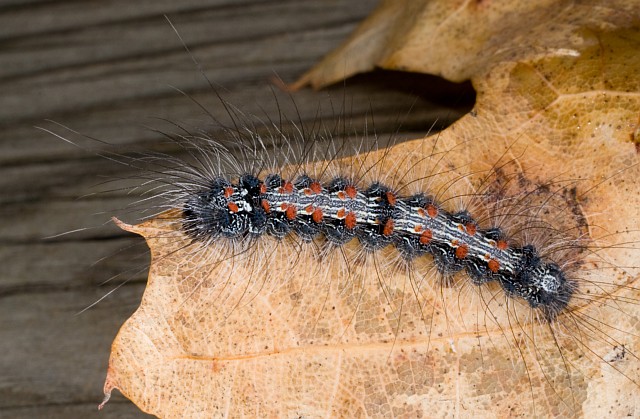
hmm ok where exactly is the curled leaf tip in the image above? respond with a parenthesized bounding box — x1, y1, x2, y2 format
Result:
(98, 390, 111, 410)
(111, 217, 133, 231)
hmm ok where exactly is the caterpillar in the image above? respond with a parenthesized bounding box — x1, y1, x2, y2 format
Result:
(46, 85, 639, 417)
(179, 141, 573, 320)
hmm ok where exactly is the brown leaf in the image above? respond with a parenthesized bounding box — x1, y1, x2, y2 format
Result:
(294, 0, 640, 87)
(103, 1, 640, 417)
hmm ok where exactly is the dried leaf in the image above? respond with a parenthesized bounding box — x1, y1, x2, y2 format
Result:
(103, 1, 640, 417)
(294, 0, 640, 87)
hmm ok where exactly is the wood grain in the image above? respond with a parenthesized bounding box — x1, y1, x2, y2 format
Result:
(0, 1, 473, 417)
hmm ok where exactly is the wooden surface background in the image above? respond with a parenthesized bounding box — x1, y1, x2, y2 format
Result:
(0, 1, 473, 417)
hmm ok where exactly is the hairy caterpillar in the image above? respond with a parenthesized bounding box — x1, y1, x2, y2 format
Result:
(173, 131, 573, 319)
(47, 83, 640, 417)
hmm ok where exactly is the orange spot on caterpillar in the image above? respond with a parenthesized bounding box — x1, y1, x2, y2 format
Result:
(414, 225, 423, 233)
(337, 191, 346, 200)
(497, 240, 508, 250)
(420, 229, 432, 244)
(312, 208, 323, 223)
(417, 208, 426, 217)
(336, 208, 346, 218)
(227, 202, 239, 213)
(224, 187, 234, 198)
(310, 182, 322, 194)
(283, 181, 294, 194)
(305, 205, 313, 214)
(285, 205, 297, 220)
(259, 183, 267, 194)
(426, 204, 438, 218)
(345, 212, 357, 229)
(385, 191, 397, 206)
(345, 185, 357, 199)
(261, 199, 270, 213)
(455, 244, 469, 259)
(383, 219, 394, 236)
(466, 223, 477, 236)
(488, 259, 500, 273)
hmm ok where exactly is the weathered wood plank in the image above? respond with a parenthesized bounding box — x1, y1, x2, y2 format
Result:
(0, 286, 149, 418)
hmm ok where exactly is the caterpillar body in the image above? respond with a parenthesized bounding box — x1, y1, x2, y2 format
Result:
(182, 170, 573, 319)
